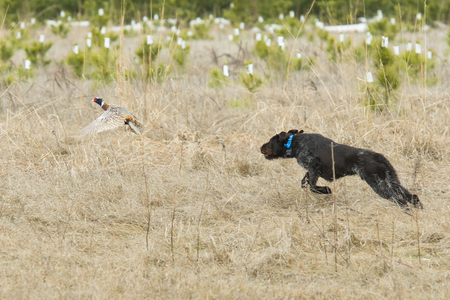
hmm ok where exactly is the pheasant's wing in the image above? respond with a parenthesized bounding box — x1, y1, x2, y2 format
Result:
(80, 110, 126, 138)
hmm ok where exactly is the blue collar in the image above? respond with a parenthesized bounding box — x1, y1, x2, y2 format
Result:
(284, 135, 294, 157)
(284, 135, 294, 149)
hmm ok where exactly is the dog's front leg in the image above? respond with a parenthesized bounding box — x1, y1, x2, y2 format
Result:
(302, 158, 331, 194)
(307, 167, 332, 195)
(301, 172, 310, 188)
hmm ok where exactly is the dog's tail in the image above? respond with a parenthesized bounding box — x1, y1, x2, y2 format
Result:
(376, 154, 422, 209)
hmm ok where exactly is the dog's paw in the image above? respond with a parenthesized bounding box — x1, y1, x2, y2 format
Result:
(311, 186, 332, 195)
(301, 178, 308, 188)
(411, 195, 423, 209)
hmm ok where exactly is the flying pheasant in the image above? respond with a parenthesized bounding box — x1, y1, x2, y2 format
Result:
(80, 97, 144, 137)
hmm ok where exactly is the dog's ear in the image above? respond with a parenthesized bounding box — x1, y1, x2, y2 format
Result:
(288, 129, 299, 134)
(277, 131, 288, 142)
(299, 130, 304, 134)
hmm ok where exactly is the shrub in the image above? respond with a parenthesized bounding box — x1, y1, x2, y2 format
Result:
(222, 0, 254, 27)
(401, 48, 437, 85)
(150, 62, 170, 83)
(240, 61, 262, 94)
(289, 54, 314, 71)
(254, 40, 269, 59)
(255, 40, 292, 77)
(66, 50, 85, 77)
(325, 35, 350, 61)
(90, 26, 119, 48)
(135, 40, 168, 82)
(371, 42, 396, 68)
(317, 29, 329, 41)
(447, 29, 450, 47)
(316, 29, 329, 50)
(135, 40, 161, 64)
(7, 66, 33, 84)
(375, 62, 401, 105)
(266, 44, 287, 70)
(142, 21, 151, 34)
(368, 18, 399, 40)
(11, 29, 30, 49)
(291, 57, 303, 71)
(353, 41, 367, 63)
(90, 15, 109, 28)
(362, 84, 384, 111)
(209, 68, 227, 88)
(84, 0, 110, 28)
(364, 39, 402, 110)
(90, 48, 117, 83)
(228, 97, 253, 109)
(24, 41, 53, 66)
(51, 23, 70, 38)
(192, 23, 212, 40)
(173, 45, 191, 69)
(276, 17, 304, 38)
(240, 73, 262, 93)
(0, 39, 15, 62)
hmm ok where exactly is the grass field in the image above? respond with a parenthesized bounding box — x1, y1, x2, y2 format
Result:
(1, 21, 450, 299)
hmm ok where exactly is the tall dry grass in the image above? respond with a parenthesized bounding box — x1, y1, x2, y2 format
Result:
(1, 23, 450, 299)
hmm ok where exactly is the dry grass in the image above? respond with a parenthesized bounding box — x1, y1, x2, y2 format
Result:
(1, 25, 450, 299)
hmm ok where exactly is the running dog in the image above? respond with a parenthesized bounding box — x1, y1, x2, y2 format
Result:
(260, 130, 422, 209)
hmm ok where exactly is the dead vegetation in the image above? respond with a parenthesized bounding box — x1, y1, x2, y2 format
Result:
(1, 25, 450, 299)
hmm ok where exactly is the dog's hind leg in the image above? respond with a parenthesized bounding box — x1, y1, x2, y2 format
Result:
(362, 172, 422, 208)
(391, 184, 423, 209)
(364, 155, 423, 209)
(364, 176, 408, 207)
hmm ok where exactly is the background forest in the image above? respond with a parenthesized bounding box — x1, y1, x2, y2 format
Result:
(1, 0, 450, 25)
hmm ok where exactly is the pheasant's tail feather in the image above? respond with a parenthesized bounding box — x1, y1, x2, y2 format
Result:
(129, 120, 144, 135)
(79, 126, 94, 139)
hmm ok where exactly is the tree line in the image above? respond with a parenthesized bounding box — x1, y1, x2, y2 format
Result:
(1, 0, 448, 25)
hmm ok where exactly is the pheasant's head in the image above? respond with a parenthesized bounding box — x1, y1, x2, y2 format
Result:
(93, 97, 103, 107)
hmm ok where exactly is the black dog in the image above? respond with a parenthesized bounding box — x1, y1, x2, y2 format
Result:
(260, 130, 422, 209)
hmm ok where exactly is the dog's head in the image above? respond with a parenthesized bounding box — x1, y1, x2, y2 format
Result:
(260, 129, 303, 160)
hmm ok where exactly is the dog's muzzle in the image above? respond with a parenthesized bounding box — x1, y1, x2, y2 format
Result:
(261, 145, 276, 160)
